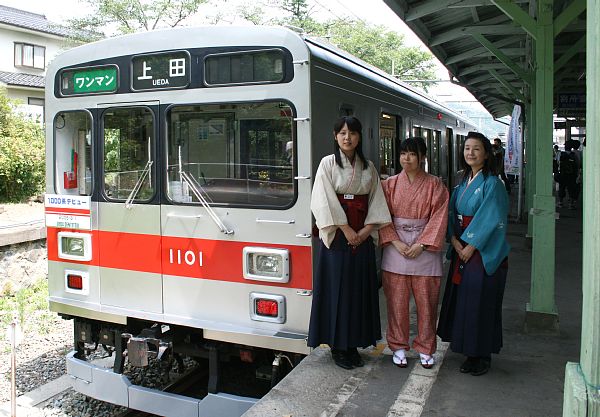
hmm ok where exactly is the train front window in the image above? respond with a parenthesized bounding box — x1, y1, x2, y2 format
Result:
(102, 107, 155, 201)
(53, 111, 93, 195)
(166, 102, 295, 208)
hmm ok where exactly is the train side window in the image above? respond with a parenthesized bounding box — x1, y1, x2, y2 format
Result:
(379, 112, 399, 178)
(422, 128, 432, 173)
(166, 101, 295, 208)
(431, 130, 441, 176)
(204, 49, 285, 86)
(412, 126, 421, 137)
(53, 111, 93, 195)
(339, 104, 354, 117)
(102, 107, 155, 201)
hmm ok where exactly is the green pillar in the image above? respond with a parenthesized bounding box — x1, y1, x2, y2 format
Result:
(526, 91, 536, 238)
(525, 0, 559, 330)
(563, 0, 600, 414)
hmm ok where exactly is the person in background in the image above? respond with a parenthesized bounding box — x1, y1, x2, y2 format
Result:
(379, 137, 448, 369)
(492, 138, 511, 194)
(557, 143, 580, 209)
(309, 116, 391, 369)
(437, 132, 510, 376)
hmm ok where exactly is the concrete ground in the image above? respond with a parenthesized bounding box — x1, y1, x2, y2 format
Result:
(245, 200, 583, 417)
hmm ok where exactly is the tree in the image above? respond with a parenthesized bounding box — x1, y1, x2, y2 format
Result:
(237, 1, 437, 90)
(68, 0, 209, 40)
(325, 20, 436, 90)
(0, 91, 45, 202)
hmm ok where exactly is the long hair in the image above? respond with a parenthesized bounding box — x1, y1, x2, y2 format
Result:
(333, 116, 368, 170)
(399, 136, 427, 161)
(460, 131, 494, 183)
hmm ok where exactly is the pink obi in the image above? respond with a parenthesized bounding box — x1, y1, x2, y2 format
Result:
(381, 217, 443, 277)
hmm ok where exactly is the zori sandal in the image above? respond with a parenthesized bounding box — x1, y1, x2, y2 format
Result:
(419, 353, 435, 369)
(392, 349, 408, 368)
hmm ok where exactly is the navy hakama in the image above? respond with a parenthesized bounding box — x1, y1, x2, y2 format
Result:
(437, 251, 507, 357)
(307, 234, 381, 349)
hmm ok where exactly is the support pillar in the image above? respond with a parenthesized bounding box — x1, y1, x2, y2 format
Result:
(526, 92, 536, 240)
(563, 0, 600, 414)
(525, 0, 558, 331)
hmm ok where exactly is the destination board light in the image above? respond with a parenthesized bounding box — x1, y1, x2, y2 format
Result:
(60, 65, 118, 96)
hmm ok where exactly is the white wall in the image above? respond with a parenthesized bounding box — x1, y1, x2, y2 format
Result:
(0, 24, 69, 74)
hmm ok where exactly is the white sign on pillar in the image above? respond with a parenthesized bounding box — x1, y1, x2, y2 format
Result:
(505, 104, 522, 175)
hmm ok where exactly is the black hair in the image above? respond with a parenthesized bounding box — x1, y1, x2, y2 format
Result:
(333, 116, 368, 170)
(460, 131, 494, 181)
(399, 136, 427, 161)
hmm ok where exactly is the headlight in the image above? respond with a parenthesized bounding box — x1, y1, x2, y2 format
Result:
(243, 247, 289, 283)
(58, 232, 92, 261)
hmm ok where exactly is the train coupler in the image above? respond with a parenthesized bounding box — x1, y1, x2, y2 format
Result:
(123, 333, 171, 367)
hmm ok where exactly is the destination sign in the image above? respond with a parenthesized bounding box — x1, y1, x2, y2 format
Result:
(60, 65, 118, 96)
(131, 51, 190, 91)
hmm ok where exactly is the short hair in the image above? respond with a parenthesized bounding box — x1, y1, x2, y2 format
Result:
(399, 137, 427, 160)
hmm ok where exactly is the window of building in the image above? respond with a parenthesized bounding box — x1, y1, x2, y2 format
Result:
(28, 97, 45, 106)
(14, 43, 45, 69)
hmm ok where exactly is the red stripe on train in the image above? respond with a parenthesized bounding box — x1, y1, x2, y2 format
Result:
(47, 228, 313, 289)
(45, 207, 91, 215)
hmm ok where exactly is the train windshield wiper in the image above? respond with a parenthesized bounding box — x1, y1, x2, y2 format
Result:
(125, 160, 154, 209)
(179, 171, 234, 235)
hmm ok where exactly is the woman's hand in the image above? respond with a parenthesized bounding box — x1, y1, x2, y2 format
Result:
(404, 243, 425, 259)
(356, 224, 374, 244)
(340, 224, 360, 246)
(458, 244, 476, 263)
(391, 240, 409, 255)
(451, 236, 464, 253)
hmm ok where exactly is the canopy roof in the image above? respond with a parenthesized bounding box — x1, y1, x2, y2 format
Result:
(383, 0, 586, 118)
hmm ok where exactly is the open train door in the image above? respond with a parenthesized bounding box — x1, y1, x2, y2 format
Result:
(96, 102, 163, 315)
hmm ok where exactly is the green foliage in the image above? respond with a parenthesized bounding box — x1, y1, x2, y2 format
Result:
(0, 91, 45, 203)
(0, 278, 48, 329)
(241, 1, 437, 90)
(68, 0, 209, 40)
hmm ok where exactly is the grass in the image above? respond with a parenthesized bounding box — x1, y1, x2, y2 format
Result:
(0, 277, 51, 339)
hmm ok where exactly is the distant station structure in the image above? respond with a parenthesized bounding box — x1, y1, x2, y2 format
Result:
(381, 0, 596, 414)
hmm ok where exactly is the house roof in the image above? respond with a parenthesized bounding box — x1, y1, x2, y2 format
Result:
(0, 71, 44, 88)
(0, 4, 71, 37)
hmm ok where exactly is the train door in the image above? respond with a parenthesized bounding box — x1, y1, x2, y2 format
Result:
(379, 112, 400, 178)
(422, 128, 432, 173)
(444, 127, 454, 188)
(97, 103, 163, 313)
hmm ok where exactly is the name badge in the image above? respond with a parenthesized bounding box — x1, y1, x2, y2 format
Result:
(343, 194, 354, 200)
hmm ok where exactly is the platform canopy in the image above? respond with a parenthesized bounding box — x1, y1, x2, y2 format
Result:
(383, 0, 586, 118)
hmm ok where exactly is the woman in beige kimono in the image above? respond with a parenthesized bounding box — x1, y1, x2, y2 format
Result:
(309, 116, 391, 370)
(379, 137, 448, 369)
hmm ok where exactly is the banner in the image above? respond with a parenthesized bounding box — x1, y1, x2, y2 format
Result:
(505, 105, 521, 175)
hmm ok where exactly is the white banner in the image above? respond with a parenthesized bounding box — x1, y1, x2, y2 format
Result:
(505, 105, 522, 175)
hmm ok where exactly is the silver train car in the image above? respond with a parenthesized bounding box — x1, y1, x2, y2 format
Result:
(44, 26, 476, 416)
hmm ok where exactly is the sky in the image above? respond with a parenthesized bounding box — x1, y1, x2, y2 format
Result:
(2, 0, 502, 132)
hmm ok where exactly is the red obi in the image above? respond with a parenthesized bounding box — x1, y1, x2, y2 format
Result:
(451, 215, 474, 284)
(336, 194, 368, 231)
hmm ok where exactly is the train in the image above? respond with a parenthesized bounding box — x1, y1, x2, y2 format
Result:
(44, 25, 476, 416)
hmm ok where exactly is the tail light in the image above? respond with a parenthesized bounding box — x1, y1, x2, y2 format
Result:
(64, 270, 89, 295)
(250, 292, 285, 323)
(57, 231, 92, 261)
(67, 274, 83, 290)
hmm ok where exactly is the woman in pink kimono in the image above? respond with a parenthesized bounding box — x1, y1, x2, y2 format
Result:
(379, 137, 449, 369)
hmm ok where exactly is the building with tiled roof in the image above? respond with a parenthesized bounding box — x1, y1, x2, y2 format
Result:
(0, 4, 75, 121)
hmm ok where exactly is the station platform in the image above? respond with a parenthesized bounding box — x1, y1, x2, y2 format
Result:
(244, 199, 582, 417)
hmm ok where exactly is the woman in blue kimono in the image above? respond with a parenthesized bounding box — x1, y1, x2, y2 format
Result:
(437, 132, 510, 376)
